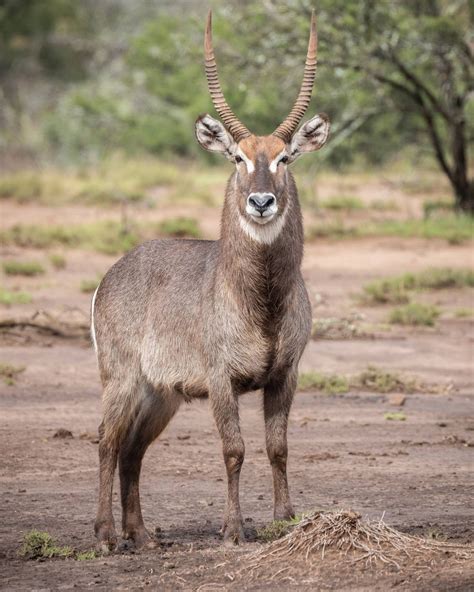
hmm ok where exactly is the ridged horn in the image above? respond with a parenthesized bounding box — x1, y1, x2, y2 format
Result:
(204, 10, 251, 143)
(273, 11, 318, 143)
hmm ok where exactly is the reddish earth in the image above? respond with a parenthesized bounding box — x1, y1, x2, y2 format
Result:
(1, 199, 473, 590)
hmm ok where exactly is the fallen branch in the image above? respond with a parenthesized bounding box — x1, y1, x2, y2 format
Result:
(0, 309, 90, 339)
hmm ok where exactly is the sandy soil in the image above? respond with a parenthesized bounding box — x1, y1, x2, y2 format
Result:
(1, 196, 473, 590)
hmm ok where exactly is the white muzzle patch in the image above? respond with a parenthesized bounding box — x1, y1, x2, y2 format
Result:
(245, 192, 278, 225)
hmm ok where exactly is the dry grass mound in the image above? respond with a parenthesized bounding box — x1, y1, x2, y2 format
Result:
(246, 510, 471, 576)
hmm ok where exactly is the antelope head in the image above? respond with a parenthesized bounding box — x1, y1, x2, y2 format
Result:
(195, 11, 330, 241)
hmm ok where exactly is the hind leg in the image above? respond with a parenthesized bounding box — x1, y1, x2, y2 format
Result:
(95, 421, 119, 552)
(119, 389, 180, 548)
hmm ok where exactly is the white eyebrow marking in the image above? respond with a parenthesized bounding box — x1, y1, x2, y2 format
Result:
(237, 148, 254, 173)
(269, 149, 288, 173)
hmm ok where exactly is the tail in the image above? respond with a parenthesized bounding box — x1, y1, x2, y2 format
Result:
(90, 286, 99, 353)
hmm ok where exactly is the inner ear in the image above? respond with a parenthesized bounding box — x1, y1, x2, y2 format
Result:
(290, 113, 330, 160)
(195, 114, 237, 159)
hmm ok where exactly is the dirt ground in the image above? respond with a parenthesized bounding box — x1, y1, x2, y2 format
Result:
(1, 192, 474, 590)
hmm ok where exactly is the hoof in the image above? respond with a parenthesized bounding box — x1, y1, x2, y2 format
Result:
(122, 528, 158, 551)
(221, 521, 245, 546)
(95, 523, 117, 554)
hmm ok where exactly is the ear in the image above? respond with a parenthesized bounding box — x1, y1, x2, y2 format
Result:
(289, 113, 330, 161)
(195, 114, 237, 160)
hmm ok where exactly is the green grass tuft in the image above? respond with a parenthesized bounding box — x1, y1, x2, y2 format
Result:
(412, 268, 474, 289)
(0, 221, 139, 254)
(80, 278, 101, 294)
(18, 530, 74, 560)
(0, 362, 26, 386)
(356, 366, 414, 394)
(298, 372, 350, 394)
(0, 158, 181, 206)
(76, 550, 98, 561)
(0, 217, 200, 254)
(455, 308, 473, 318)
(384, 412, 407, 421)
(157, 217, 201, 238)
(389, 302, 440, 326)
(3, 260, 45, 276)
(306, 215, 473, 244)
(306, 221, 358, 240)
(321, 195, 365, 211)
(0, 287, 32, 305)
(361, 268, 474, 305)
(0, 173, 43, 202)
(49, 254, 66, 270)
(300, 366, 433, 395)
(362, 277, 412, 305)
(256, 516, 303, 542)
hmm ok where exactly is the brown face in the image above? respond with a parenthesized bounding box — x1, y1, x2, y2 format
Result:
(234, 135, 288, 226)
(195, 113, 330, 242)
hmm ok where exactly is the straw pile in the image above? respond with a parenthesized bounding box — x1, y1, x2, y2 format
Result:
(246, 510, 471, 574)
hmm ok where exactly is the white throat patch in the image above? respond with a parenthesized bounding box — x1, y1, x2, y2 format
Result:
(239, 207, 288, 245)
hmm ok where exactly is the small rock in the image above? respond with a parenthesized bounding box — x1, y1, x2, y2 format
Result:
(177, 435, 190, 441)
(388, 394, 406, 407)
(53, 428, 73, 439)
(257, 494, 264, 500)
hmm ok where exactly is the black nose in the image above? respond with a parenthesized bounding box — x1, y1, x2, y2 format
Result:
(248, 193, 276, 213)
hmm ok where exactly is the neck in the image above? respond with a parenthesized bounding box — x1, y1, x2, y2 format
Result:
(216, 172, 304, 323)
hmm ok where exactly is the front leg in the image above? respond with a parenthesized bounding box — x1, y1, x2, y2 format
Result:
(210, 379, 245, 544)
(263, 371, 297, 521)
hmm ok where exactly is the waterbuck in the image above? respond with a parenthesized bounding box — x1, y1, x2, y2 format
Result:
(93, 10, 330, 551)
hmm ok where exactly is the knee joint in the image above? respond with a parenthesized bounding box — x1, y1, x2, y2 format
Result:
(268, 445, 287, 468)
(224, 445, 245, 473)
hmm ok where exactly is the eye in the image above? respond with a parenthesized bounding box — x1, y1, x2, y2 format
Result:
(235, 155, 243, 164)
(279, 155, 289, 165)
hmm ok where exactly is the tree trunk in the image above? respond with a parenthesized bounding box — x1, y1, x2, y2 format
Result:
(453, 180, 474, 214)
(451, 114, 473, 214)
